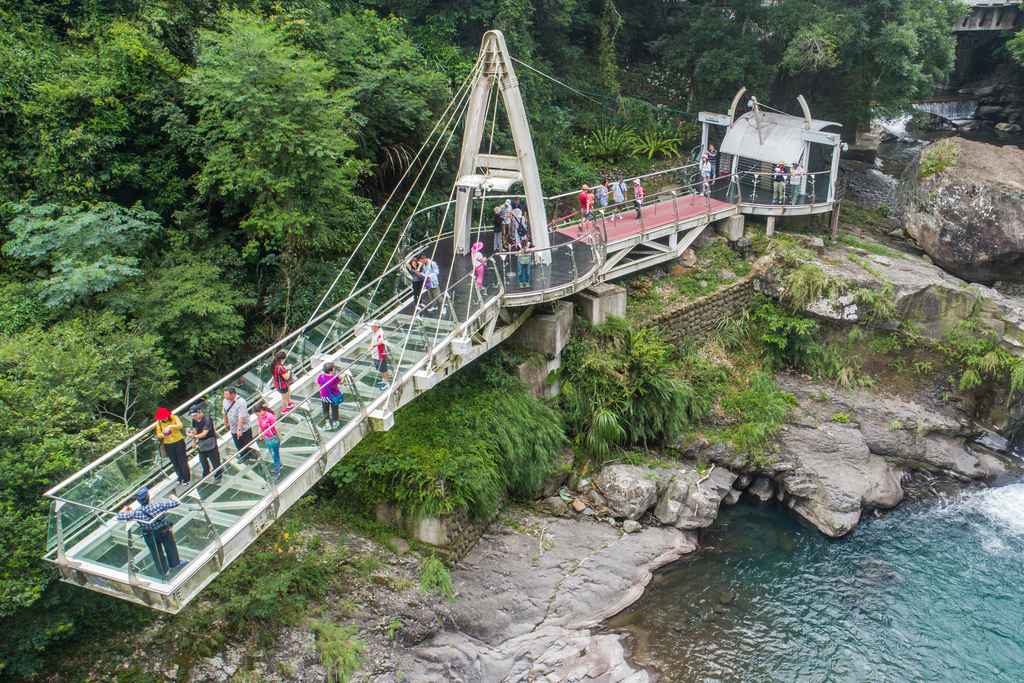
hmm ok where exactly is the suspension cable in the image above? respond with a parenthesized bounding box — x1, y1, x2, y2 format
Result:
(299, 56, 484, 327)
(509, 57, 603, 106)
(360, 74, 480, 311)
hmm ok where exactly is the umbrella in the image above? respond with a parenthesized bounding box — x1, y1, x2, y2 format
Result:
(471, 241, 484, 252)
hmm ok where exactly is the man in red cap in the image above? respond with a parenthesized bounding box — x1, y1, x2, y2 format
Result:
(154, 407, 190, 486)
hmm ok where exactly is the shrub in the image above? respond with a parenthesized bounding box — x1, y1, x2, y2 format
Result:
(419, 556, 454, 602)
(782, 264, 845, 310)
(626, 274, 655, 301)
(749, 296, 822, 370)
(585, 126, 640, 162)
(634, 129, 683, 159)
(920, 138, 960, 179)
(309, 619, 364, 683)
(560, 324, 698, 458)
(330, 354, 564, 519)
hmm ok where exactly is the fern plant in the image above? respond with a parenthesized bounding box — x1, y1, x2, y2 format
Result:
(587, 125, 640, 162)
(634, 129, 683, 159)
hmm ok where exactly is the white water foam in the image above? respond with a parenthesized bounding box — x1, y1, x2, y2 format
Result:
(966, 484, 1024, 538)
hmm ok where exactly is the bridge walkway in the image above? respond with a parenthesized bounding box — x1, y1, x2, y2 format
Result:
(43, 162, 834, 612)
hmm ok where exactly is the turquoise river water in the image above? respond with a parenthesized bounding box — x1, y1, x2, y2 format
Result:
(605, 481, 1024, 682)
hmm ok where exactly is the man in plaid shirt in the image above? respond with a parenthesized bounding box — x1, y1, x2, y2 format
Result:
(117, 486, 187, 577)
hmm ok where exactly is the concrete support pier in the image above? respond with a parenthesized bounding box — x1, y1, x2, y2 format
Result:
(716, 214, 745, 242)
(570, 283, 626, 325)
(506, 301, 574, 398)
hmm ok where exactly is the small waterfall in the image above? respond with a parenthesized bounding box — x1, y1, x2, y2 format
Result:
(877, 113, 913, 136)
(914, 99, 978, 123)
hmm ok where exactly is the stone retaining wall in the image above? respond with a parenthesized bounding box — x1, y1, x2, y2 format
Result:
(648, 275, 756, 342)
(375, 498, 504, 562)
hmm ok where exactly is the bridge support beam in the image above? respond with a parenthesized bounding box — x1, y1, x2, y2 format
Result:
(569, 283, 626, 325)
(453, 31, 550, 260)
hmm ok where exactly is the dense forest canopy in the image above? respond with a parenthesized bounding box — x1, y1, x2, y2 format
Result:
(0, 0, 996, 675)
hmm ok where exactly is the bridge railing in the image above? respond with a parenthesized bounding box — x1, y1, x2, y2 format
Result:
(44, 253, 511, 591)
(726, 169, 834, 206)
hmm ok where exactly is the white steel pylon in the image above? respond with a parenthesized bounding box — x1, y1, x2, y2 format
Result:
(453, 30, 550, 260)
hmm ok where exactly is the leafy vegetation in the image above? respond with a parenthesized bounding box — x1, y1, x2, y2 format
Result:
(560, 320, 699, 458)
(309, 619, 365, 683)
(330, 354, 564, 519)
(919, 138, 961, 179)
(419, 556, 455, 602)
(837, 234, 903, 260)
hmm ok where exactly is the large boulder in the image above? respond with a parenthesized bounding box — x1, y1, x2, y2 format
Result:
(773, 424, 905, 537)
(594, 465, 661, 520)
(652, 467, 736, 529)
(897, 138, 1024, 284)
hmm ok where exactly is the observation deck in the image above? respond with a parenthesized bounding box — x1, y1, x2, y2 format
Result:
(42, 161, 837, 612)
(43, 30, 841, 612)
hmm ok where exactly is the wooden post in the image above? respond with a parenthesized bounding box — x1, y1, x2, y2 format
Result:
(766, 215, 775, 237)
(829, 201, 841, 242)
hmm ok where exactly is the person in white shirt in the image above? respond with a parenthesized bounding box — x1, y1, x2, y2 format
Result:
(418, 255, 440, 313)
(368, 320, 390, 389)
(790, 162, 805, 204)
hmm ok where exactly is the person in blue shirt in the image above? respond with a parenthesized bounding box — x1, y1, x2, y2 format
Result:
(116, 486, 187, 577)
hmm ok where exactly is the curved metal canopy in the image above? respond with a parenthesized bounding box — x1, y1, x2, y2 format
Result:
(721, 111, 841, 165)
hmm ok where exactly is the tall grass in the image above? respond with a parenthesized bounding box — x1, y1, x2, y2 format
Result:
(330, 353, 564, 519)
(308, 619, 364, 683)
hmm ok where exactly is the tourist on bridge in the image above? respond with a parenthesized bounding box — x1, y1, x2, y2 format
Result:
(254, 404, 282, 476)
(369, 320, 390, 389)
(579, 184, 595, 233)
(270, 351, 294, 412)
(117, 487, 186, 578)
(472, 242, 487, 291)
(706, 144, 718, 184)
(418, 254, 440, 313)
(407, 256, 425, 307)
(772, 161, 789, 204)
(511, 208, 529, 245)
(186, 404, 222, 484)
(499, 199, 513, 246)
(317, 363, 350, 429)
(223, 386, 258, 463)
(595, 179, 609, 212)
(790, 162, 804, 204)
(700, 155, 712, 196)
(154, 407, 190, 487)
(611, 176, 627, 220)
(492, 205, 504, 251)
(632, 178, 645, 219)
(516, 238, 533, 289)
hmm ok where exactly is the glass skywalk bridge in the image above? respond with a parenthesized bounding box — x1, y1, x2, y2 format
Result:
(42, 159, 831, 612)
(42, 222, 604, 612)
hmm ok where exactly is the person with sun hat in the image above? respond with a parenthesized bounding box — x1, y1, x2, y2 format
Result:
(154, 407, 189, 486)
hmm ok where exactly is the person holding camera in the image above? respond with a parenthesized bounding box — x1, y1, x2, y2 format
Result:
(270, 351, 294, 412)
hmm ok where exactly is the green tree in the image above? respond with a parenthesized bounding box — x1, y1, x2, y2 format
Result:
(1008, 29, 1024, 67)
(181, 10, 370, 264)
(129, 252, 254, 380)
(15, 20, 185, 208)
(289, 10, 450, 198)
(0, 312, 173, 626)
(3, 201, 162, 306)
(771, 0, 964, 132)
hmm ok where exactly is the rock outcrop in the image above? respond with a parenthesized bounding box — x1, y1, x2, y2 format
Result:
(595, 464, 737, 530)
(397, 511, 699, 682)
(756, 226, 1024, 349)
(897, 138, 1024, 284)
